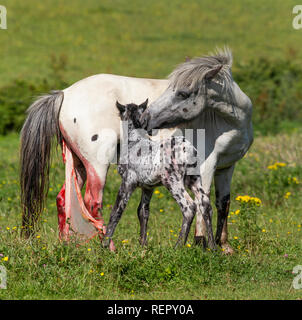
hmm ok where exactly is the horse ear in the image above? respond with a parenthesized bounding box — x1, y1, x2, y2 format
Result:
(116, 101, 126, 115)
(140, 98, 148, 111)
(204, 64, 223, 80)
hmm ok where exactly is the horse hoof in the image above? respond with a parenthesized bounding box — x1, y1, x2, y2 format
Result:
(102, 237, 110, 249)
(194, 236, 207, 248)
(208, 241, 217, 251)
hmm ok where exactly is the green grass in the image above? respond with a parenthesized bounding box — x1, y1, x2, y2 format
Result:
(0, 0, 301, 87)
(0, 132, 301, 299)
(0, 0, 302, 300)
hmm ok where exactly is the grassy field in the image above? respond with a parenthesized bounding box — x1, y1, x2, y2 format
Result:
(0, 0, 301, 87)
(0, 131, 301, 299)
(0, 0, 302, 300)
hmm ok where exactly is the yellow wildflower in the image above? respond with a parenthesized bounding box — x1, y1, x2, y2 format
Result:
(267, 162, 286, 170)
(235, 195, 261, 206)
(284, 192, 291, 199)
(292, 177, 299, 184)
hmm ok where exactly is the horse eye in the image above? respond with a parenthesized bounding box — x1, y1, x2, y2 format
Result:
(177, 90, 190, 99)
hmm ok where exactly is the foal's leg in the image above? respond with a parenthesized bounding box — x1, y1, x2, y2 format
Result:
(214, 165, 235, 254)
(186, 176, 216, 250)
(194, 152, 217, 246)
(163, 179, 196, 247)
(137, 188, 153, 246)
(103, 177, 137, 247)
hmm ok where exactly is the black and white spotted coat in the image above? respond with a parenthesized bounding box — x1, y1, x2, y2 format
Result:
(104, 101, 215, 248)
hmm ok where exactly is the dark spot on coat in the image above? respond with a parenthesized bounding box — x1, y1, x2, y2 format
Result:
(171, 137, 175, 148)
(91, 134, 98, 142)
(74, 118, 76, 123)
(137, 148, 141, 157)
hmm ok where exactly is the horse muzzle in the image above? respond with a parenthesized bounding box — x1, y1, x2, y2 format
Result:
(140, 110, 151, 130)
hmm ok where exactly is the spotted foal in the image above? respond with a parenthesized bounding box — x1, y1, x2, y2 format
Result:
(104, 100, 215, 249)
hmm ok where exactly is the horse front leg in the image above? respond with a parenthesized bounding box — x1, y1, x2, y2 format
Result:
(214, 165, 235, 255)
(103, 178, 137, 248)
(137, 188, 153, 246)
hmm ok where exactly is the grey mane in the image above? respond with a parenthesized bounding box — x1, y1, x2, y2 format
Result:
(168, 47, 233, 92)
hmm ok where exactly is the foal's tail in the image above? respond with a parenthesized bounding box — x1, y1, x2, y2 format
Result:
(20, 91, 64, 236)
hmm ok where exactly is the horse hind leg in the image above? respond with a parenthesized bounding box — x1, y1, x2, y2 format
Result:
(57, 183, 66, 238)
(163, 177, 196, 247)
(83, 162, 107, 221)
(57, 146, 87, 239)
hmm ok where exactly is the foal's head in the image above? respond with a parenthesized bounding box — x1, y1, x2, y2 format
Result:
(116, 99, 148, 130)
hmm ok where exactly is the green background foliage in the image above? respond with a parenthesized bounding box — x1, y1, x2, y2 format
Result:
(0, 0, 302, 134)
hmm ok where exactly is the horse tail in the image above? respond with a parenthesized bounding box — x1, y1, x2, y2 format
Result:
(20, 90, 64, 236)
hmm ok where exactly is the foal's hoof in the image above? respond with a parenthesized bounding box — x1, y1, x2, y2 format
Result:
(194, 236, 207, 249)
(102, 237, 115, 250)
(221, 243, 234, 255)
(208, 241, 217, 251)
(109, 239, 116, 252)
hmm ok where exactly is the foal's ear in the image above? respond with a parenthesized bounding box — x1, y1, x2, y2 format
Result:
(116, 101, 126, 115)
(204, 64, 223, 80)
(139, 98, 149, 111)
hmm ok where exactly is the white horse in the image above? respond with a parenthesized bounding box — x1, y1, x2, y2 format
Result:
(20, 48, 252, 253)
